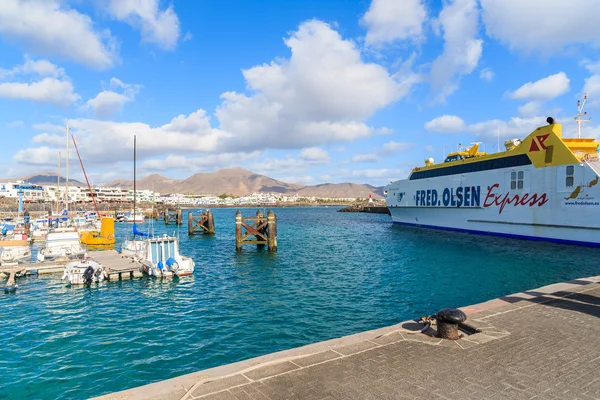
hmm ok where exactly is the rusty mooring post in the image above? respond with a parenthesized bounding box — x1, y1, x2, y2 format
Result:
(267, 209, 277, 252)
(235, 209, 277, 251)
(164, 208, 182, 225)
(435, 308, 467, 340)
(256, 210, 265, 249)
(188, 210, 215, 235)
(235, 210, 242, 251)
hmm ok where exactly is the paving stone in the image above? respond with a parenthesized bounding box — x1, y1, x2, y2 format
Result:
(191, 375, 251, 398)
(243, 361, 300, 381)
(334, 340, 379, 356)
(106, 282, 600, 400)
(292, 351, 342, 368)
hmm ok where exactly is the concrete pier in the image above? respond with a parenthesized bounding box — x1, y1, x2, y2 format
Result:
(95, 275, 600, 400)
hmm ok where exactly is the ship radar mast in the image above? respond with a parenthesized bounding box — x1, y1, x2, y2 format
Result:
(575, 93, 591, 139)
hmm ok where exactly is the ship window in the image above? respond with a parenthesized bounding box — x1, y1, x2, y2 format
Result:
(566, 165, 574, 187)
(517, 171, 524, 190)
(510, 172, 517, 190)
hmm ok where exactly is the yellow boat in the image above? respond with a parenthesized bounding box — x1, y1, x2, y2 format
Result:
(79, 217, 116, 247)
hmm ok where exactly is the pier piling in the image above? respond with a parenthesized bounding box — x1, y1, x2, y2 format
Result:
(2, 268, 26, 293)
(164, 208, 183, 225)
(188, 210, 215, 235)
(235, 209, 277, 252)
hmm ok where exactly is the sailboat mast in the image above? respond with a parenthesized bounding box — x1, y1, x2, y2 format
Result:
(65, 125, 69, 213)
(72, 134, 99, 215)
(57, 151, 61, 215)
(134, 135, 136, 225)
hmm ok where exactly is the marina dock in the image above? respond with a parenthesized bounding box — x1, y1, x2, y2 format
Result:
(95, 275, 600, 400)
(0, 250, 144, 290)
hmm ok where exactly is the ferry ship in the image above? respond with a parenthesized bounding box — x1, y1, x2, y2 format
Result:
(384, 100, 600, 247)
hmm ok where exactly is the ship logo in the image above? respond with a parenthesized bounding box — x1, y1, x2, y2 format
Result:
(529, 133, 550, 152)
(564, 176, 599, 200)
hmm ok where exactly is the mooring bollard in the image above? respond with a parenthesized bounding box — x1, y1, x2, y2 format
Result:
(188, 210, 215, 235)
(435, 308, 467, 340)
(256, 210, 265, 249)
(267, 209, 277, 252)
(164, 208, 183, 225)
(234, 209, 277, 252)
(235, 210, 242, 251)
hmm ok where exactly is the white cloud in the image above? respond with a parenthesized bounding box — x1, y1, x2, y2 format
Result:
(430, 0, 482, 101)
(381, 141, 414, 154)
(425, 114, 547, 140)
(352, 153, 378, 163)
(142, 152, 263, 172)
(424, 145, 435, 152)
(215, 20, 418, 151)
(518, 101, 542, 117)
(361, 0, 427, 45)
(350, 141, 412, 163)
(479, 68, 494, 82)
(17, 109, 220, 167)
(467, 116, 547, 139)
(14, 20, 420, 171)
(6, 120, 24, 128)
(0, 58, 79, 107)
(509, 72, 570, 101)
(278, 175, 315, 184)
(583, 75, 600, 108)
(102, 0, 180, 50)
(481, 0, 600, 54)
(299, 147, 330, 163)
(81, 78, 142, 118)
(425, 115, 466, 133)
(0, 0, 116, 69)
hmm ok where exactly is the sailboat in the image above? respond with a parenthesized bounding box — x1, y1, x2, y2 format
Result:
(38, 126, 87, 262)
(121, 136, 195, 277)
(70, 134, 115, 248)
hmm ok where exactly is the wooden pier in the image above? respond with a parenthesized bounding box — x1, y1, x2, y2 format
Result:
(0, 250, 145, 292)
(235, 209, 277, 252)
(188, 210, 215, 235)
(89, 250, 144, 280)
(164, 208, 183, 225)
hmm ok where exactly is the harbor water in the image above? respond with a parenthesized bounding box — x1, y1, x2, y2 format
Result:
(2, 207, 600, 399)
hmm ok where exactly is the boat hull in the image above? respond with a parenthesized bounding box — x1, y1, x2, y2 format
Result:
(388, 207, 600, 246)
(385, 159, 600, 247)
(62, 260, 107, 285)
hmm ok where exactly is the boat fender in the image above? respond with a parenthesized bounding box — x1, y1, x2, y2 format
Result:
(157, 261, 164, 271)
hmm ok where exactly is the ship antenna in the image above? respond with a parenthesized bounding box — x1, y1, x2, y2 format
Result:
(575, 93, 591, 139)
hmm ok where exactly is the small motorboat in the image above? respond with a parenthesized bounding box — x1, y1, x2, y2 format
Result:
(62, 259, 107, 285)
(139, 234, 194, 277)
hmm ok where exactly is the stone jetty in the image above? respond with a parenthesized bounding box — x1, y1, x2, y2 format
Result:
(95, 275, 600, 400)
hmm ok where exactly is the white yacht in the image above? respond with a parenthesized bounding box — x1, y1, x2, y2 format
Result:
(139, 234, 195, 277)
(37, 228, 87, 262)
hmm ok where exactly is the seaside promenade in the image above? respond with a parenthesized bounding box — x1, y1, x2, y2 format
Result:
(97, 276, 600, 400)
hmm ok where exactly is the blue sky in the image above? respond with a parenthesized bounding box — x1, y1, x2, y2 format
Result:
(1, 0, 599, 187)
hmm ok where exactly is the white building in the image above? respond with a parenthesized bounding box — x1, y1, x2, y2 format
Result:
(0, 181, 45, 202)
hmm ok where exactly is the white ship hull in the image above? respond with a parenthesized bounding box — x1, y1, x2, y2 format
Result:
(385, 160, 600, 246)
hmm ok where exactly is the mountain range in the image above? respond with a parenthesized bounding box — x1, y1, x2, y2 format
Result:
(7, 169, 384, 198)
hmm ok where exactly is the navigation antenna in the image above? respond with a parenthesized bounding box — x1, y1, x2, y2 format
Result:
(575, 93, 591, 139)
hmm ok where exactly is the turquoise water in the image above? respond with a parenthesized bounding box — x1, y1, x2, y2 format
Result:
(2, 207, 600, 399)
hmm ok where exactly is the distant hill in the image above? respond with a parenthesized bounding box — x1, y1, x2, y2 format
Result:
(296, 183, 383, 199)
(10, 172, 86, 187)
(105, 174, 182, 194)
(5, 168, 383, 198)
(106, 167, 382, 198)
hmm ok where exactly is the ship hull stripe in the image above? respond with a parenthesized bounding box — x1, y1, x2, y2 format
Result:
(391, 220, 600, 247)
